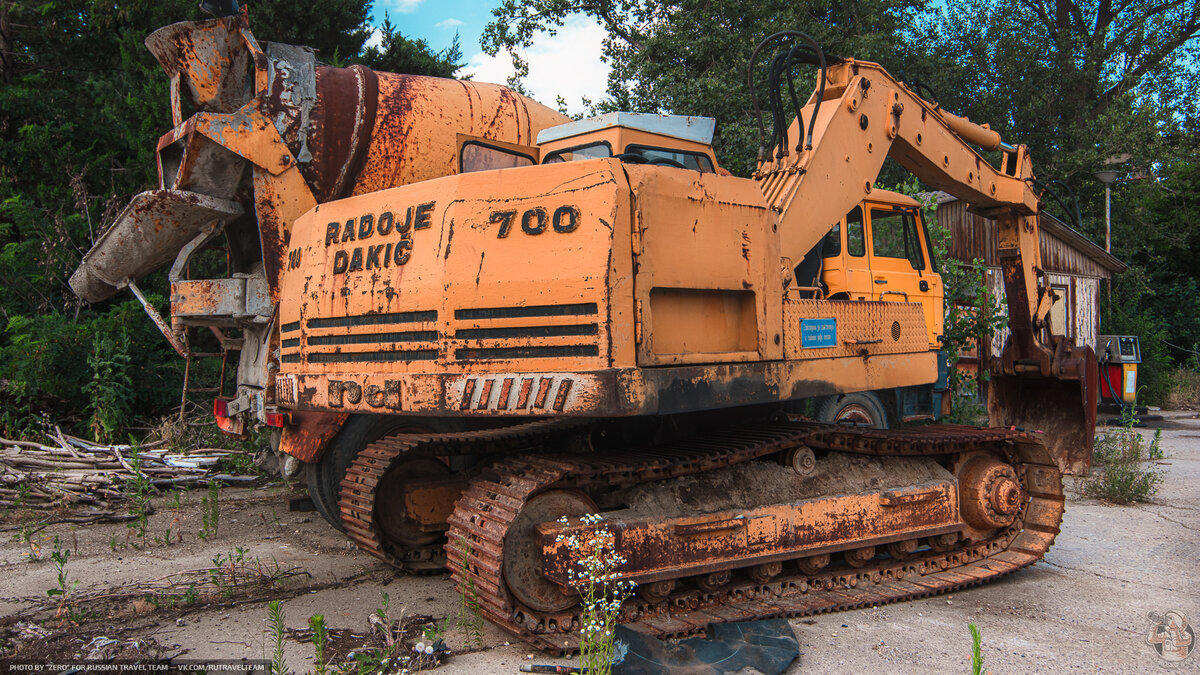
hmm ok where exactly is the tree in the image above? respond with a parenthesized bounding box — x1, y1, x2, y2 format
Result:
(483, 0, 932, 175)
(0, 0, 463, 439)
(917, 0, 1199, 183)
(358, 15, 463, 77)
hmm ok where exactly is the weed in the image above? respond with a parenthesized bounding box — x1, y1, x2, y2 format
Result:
(199, 481, 221, 540)
(47, 536, 79, 620)
(1086, 409, 1163, 504)
(168, 488, 183, 511)
(556, 514, 635, 675)
(125, 440, 153, 542)
(308, 614, 329, 675)
(108, 535, 125, 552)
(1149, 428, 1164, 459)
(969, 623, 982, 675)
(453, 536, 486, 649)
(266, 600, 289, 675)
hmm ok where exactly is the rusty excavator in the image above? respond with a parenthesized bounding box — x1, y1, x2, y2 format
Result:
(71, 14, 1097, 650)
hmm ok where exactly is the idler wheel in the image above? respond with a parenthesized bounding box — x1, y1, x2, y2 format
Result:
(748, 561, 783, 584)
(958, 454, 1024, 530)
(845, 546, 876, 568)
(376, 457, 450, 547)
(639, 579, 675, 604)
(787, 446, 817, 476)
(503, 490, 596, 613)
(886, 539, 918, 561)
(929, 532, 959, 552)
(797, 553, 831, 575)
(696, 570, 732, 592)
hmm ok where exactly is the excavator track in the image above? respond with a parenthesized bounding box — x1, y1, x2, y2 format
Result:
(447, 420, 1064, 653)
(338, 419, 586, 570)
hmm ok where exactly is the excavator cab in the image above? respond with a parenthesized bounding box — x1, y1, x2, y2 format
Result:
(457, 112, 721, 176)
(816, 191, 944, 347)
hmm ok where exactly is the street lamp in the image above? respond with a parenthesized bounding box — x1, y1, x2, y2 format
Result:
(1095, 170, 1119, 253)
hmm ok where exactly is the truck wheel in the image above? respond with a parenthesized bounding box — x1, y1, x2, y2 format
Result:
(305, 415, 468, 531)
(816, 392, 891, 429)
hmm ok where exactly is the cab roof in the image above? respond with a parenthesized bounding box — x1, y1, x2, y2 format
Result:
(537, 112, 716, 146)
(867, 188, 921, 207)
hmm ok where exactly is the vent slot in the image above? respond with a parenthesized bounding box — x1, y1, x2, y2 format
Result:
(308, 310, 437, 329)
(307, 350, 438, 363)
(455, 324, 598, 340)
(455, 345, 599, 360)
(308, 331, 437, 346)
(454, 303, 597, 320)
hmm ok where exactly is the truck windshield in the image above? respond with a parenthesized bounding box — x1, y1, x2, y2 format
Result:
(543, 142, 613, 164)
(460, 141, 536, 173)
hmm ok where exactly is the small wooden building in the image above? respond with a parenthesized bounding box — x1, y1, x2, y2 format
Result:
(935, 195, 1126, 359)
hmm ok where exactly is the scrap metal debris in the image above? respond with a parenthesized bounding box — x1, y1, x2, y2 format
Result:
(0, 429, 256, 510)
(611, 620, 800, 674)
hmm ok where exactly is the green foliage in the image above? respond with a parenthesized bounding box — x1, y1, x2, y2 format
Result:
(453, 537, 485, 649)
(1085, 408, 1163, 504)
(485, 0, 930, 176)
(125, 441, 153, 542)
(309, 614, 329, 675)
(199, 481, 222, 540)
(0, 0, 460, 440)
(968, 623, 982, 675)
(1101, 268, 1173, 404)
(893, 178, 1006, 423)
(266, 599, 289, 675)
(359, 15, 463, 77)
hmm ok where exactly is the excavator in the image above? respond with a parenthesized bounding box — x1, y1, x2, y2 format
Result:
(70, 15, 1097, 651)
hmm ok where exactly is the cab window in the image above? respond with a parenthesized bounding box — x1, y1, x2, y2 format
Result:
(820, 221, 841, 257)
(846, 206, 865, 257)
(460, 141, 535, 173)
(543, 141, 613, 164)
(870, 208, 925, 270)
(622, 144, 715, 172)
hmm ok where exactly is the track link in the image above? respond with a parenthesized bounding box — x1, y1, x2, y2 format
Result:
(447, 421, 1064, 653)
(337, 419, 584, 570)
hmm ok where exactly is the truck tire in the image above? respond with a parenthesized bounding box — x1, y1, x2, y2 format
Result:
(305, 415, 468, 531)
(816, 392, 891, 429)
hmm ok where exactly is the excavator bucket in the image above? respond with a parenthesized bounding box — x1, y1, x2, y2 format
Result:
(987, 345, 1099, 475)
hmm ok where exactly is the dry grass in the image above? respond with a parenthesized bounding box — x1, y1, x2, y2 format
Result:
(1164, 368, 1200, 410)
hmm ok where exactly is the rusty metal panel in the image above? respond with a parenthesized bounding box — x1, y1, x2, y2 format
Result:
(69, 190, 244, 303)
(278, 411, 348, 462)
(537, 480, 960, 585)
(277, 160, 623, 378)
(625, 166, 781, 365)
(783, 299, 928, 359)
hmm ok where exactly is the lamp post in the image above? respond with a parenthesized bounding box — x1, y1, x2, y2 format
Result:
(1095, 170, 1119, 253)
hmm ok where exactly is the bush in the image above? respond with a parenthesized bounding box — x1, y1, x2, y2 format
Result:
(0, 298, 182, 441)
(1084, 425, 1163, 504)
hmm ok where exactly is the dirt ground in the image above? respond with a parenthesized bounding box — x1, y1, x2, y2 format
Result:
(0, 413, 1196, 673)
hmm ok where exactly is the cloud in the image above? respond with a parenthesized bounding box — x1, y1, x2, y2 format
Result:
(363, 27, 383, 51)
(378, 0, 425, 14)
(435, 18, 464, 30)
(460, 14, 610, 116)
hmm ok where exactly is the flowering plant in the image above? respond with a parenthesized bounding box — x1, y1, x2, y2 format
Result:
(556, 513, 635, 675)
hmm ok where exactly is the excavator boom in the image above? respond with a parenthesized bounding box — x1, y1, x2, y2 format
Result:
(754, 50, 1096, 472)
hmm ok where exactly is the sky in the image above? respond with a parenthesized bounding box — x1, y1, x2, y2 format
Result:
(368, 0, 610, 115)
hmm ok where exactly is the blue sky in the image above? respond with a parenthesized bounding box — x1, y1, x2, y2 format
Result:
(367, 0, 610, 114)
(369, 0, 493, 53)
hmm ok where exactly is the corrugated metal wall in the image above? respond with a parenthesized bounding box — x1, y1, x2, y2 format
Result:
(938, 201, 1110, 354)
(937, 201, 1112, 278)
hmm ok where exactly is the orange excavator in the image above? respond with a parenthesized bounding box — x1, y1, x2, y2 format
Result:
(71, 17, 1096, 651)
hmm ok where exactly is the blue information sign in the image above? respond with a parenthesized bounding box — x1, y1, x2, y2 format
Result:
(800, 318, 838, 348)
